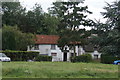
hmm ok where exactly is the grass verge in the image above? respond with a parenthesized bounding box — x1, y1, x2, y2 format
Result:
(2, 62, 118, 78)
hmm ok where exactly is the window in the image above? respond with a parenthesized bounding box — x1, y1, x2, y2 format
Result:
(51, 53, 57, 56)
(51, 45, 56, 50)
(34, 44, 39, 50)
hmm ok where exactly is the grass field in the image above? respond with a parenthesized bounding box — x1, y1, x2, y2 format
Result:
(2, 62, 118, 78)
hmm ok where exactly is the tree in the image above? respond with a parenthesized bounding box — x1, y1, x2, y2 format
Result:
(49, 1, 94, 56)
(48, 1, 64, 18)
(16, 3, 44, 33)
(24, 4, 60, 34)
(102, 1, 120, 32)
(91, 1, 120, 57)
(2, 25, 35, 51)
(2, 2, 26, 26)
(0, 28, 2, 50)
(2, 2, 60, 35)
(42, 13, 60, 35)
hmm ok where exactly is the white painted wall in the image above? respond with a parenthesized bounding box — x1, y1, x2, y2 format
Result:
(90, 50, 101, 59)
(28, 45, 51, 55)
(28, 44, 63, 61)
(69, 46, 85, 56)
(50, 45, 63, 61)
(27, 45, 101, 61)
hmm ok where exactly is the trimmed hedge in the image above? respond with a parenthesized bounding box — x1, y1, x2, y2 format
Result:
(71, 54, 92, 63)
(101, 54, 119, 64)
(35, 55, 52, 61)
(0, 50, 39, 61)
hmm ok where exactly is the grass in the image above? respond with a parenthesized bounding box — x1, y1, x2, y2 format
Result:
(2, 62, 118, 78)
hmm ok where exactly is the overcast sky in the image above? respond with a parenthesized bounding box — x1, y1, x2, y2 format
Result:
(19, 0, 116, 30)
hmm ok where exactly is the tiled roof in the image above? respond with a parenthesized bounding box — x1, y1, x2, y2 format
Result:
(35, 35, 59, 44)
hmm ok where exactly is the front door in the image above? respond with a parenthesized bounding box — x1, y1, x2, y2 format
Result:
(94, 54, 98, 59)
(63, 53, 67, 61)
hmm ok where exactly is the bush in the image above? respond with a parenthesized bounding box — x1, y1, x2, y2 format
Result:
(71, 54, 92, 63)
(0, 50, 39, 61)
(35, 55, 52, 61)
(101, 54, 119, 64)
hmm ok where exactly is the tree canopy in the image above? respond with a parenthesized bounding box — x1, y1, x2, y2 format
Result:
(2, 25, 35, 51)
(49, 0, 94, 56)
(91, 1, 120, 56)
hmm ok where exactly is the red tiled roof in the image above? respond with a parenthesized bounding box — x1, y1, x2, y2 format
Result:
(35, 35, 59, 44)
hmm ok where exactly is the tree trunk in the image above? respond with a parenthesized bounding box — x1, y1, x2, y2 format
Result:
(73, 44, 76, 57)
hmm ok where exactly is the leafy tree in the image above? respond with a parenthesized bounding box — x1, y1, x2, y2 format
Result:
(32, 3, 44, 34)
(102, 1, 120, 31)
(14, 3, 44, 33)
(2, 2, 26, 26)
(42, 13, 60, 35)
(0, 29, 2, 50)
(2, 2, 59, 35)
(48, 1, 64, 18)
(49, 0, 94, 56)
(2, 25, 35, 51)
(91, 1, 120, 57)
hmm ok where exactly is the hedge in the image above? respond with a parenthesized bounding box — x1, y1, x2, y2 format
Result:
(71, 54, 92, 63)
(101, 54, 119, 64)
(0, 50, 39, 61)
(35, 55, 52, 61)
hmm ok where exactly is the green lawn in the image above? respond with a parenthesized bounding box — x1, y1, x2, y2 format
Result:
(2, 62, 118, 78)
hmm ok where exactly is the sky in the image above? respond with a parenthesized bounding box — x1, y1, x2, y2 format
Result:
(19, 0, 116, 30)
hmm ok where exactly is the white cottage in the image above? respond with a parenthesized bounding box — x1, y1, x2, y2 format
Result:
(27, 35, 101, 61)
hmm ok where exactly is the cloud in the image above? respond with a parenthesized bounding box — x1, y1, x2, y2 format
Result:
(84, 0, 115, 22)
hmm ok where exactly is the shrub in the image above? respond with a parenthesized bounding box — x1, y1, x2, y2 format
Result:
(101, 54, 119, 64)
(71, 54, 92, 63)
(0, 50, 39, 61)
(35, 55, 52, 61)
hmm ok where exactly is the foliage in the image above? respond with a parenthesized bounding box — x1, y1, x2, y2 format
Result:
(26, 3, 44, 33)
(2, 25, 35, 50)
(101, 1, 120, 31)
(2, 2, 26, 26)
(1, 50, 39, 61)
(2, 62, 118, 78)
(71, 54, 92, 63)
(48, 1, 64, 18)
(2, 2, 60, 34)
(91, 1, 120, 57)
(58, 29, 90, 48)
(0, 29, 2, 50)
(35, 55, 52, 61)
(49, 1, 94, 56)
(101, 54, 120, 64)
(42, 13, 60, 35)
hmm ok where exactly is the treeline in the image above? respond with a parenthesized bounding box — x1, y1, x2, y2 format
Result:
(1, 0, 120, 59)
(1, 2, 60, 51)
(2, 2, 59, 34)
(1, 1, 93, 51)
(91, 1, 120, 57)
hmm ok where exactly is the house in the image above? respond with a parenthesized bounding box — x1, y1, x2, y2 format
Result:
(84, 44, 101, 59)
(27, 35, 101, 61)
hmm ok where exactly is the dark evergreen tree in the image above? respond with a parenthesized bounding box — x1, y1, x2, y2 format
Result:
(91, 1, 120, 57)
(49, 0, 94, 56)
